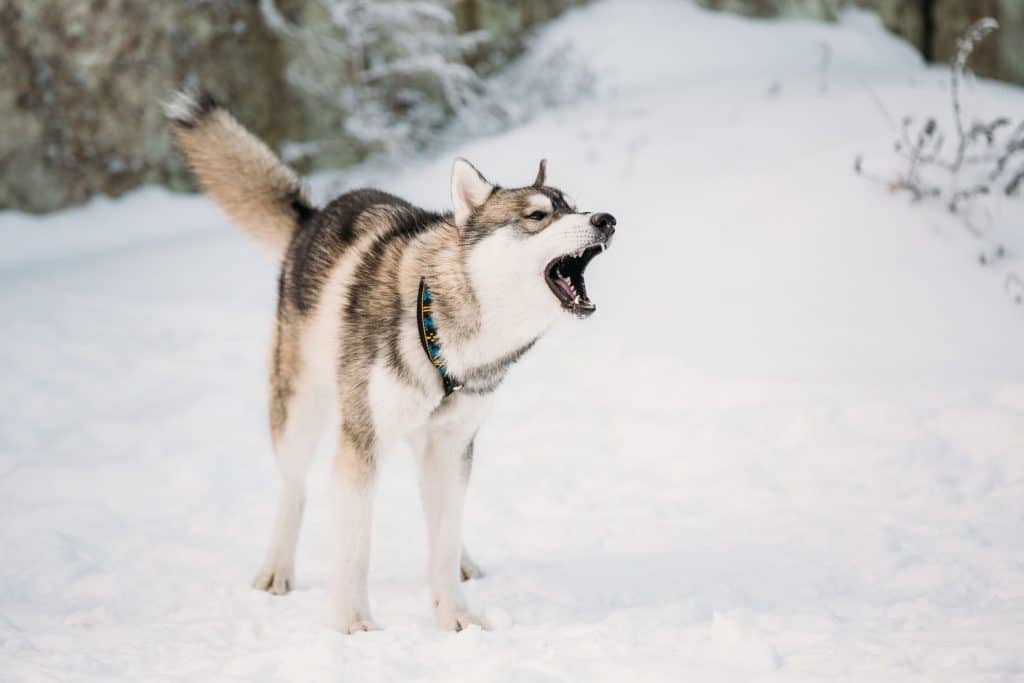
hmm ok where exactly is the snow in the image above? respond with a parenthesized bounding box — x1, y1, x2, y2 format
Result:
(3, 0, 1024, 680)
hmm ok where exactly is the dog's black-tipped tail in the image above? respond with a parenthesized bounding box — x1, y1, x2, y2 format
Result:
(165, 90, 316, 258)
(164, 90, 221, 129)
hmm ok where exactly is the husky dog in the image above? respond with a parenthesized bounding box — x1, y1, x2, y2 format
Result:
(167, 91, 615, 633)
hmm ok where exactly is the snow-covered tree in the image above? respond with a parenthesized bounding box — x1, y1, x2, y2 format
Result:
(261, 0, 490, 155)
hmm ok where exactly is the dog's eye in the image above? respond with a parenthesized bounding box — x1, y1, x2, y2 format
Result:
(526, 211, 547, 221)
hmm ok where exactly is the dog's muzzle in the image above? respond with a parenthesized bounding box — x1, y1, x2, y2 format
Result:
(544, 212, 615, 318)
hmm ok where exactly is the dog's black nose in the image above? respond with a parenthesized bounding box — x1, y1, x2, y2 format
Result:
(590, 212, 616, 237)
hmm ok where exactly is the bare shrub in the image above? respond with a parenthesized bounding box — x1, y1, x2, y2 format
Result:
(855, 18, 1023, 305)
(856, 19, 1024, 208)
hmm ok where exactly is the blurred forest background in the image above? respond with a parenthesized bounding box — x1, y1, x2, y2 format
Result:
(1, 0, 1022, 214)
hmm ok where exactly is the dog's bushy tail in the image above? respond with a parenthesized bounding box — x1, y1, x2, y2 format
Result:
(166, 90, 315, 257)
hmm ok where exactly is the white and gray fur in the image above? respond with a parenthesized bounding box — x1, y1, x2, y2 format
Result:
(166, 90, 614, 633)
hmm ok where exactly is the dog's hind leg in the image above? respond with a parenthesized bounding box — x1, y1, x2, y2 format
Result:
(252, 335, 329, 595)
(330, 424, 379, 633)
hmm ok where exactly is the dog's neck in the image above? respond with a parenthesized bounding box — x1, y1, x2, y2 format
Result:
(415, 278, 461, 395)
(417, 222, 555, 382)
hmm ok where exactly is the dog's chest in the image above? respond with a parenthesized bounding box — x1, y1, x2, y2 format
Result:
(366, 362, 440, 443)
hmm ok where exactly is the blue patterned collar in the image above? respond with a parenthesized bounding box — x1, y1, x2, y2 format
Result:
(417, 278, 462, 396)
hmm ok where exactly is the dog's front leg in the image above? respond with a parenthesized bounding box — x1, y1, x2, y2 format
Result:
(420, 431, 487, 631)
(330, 427, 379, 634)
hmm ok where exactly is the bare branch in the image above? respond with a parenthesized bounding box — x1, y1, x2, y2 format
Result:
(990, 133, 1024, 181)
(858, 79, 898, 132)
(949, 18, 1000, 172)
(967, 118, 1010, 145)
(949, 184, 990, 212)
(1006, 164, 1024, 196)
(855, 17, 1021, 243)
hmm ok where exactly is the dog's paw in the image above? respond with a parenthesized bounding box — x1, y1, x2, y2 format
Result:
(337, 618, 379, 635)
(335, 613, 380, 635)
(435, 606, 490, 632)
(251, 568, 293, 595)
(460, 555, 484, 582)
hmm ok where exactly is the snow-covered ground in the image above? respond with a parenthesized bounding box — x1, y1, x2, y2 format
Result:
(3, 1, 1024, 680)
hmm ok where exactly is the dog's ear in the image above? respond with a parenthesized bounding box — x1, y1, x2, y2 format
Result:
(451, 158, 494, 226)
(533, 158, 547, 188)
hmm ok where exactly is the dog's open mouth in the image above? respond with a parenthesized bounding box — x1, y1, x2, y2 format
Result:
(544, 244, 606, 318)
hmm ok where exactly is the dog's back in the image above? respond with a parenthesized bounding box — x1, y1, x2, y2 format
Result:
(279, 189, 438, 315)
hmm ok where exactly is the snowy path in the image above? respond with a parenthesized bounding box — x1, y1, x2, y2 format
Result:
(3, 1, 1024, 680)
